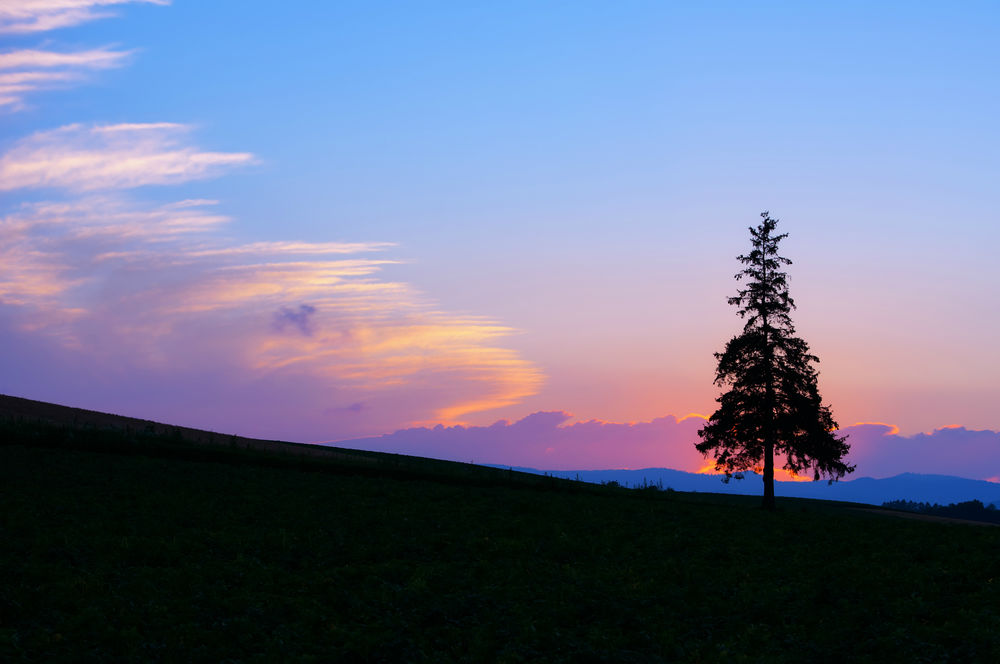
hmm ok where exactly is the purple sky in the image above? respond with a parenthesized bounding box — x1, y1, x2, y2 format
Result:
(1, 2, 998, 480)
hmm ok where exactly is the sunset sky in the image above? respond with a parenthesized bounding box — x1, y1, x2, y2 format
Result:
(2, 2, 998, 479)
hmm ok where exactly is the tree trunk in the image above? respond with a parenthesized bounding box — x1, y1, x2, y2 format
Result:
(762, 326, 777, 510)
(762, 438, 775, 510)
(759, 222, 777, 511)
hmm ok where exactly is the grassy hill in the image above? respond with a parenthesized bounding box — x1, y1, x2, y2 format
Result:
(0, 394, 569, 490)
(2, 396, 999, 662)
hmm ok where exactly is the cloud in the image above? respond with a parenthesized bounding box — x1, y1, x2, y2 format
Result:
(338, 412, 710, 470)
(273, 304, 317, 336)
(187, 241, 396, 258)
(0, 47, 128, 70)
(0, 0, 541, 441)
(0, 1, 168, 34)
(0, 123, 255, 191)
(0, 197, 230, 307)
(336, 415, 1000, 481)
(0, 47, 132, 109)
(840, 423, 1000, 481)
(0, 193, 543, 441)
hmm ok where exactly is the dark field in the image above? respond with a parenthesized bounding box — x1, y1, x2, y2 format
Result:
(2, 438, 999, 662)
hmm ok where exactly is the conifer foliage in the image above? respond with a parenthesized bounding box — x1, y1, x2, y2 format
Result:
(697, 212, 853, 509)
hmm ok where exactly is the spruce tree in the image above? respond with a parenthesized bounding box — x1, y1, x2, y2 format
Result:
(696, 212, 853, 509)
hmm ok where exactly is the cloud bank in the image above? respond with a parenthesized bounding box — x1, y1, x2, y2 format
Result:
(842, 423, 1000, 482)
(338, 415, 1000, 481)
(337, 412, 709, 471)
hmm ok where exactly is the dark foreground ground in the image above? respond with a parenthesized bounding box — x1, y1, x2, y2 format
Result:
(1, 409, 999, 662)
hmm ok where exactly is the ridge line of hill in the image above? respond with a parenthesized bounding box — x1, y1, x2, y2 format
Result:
(0, 394, 570, 490)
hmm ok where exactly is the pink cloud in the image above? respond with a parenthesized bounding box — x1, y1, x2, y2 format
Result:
(0, 123, 255, 191)
(0, 194, 542, 441)
(336, 416, 1000, 481)
(337, 412, 709, 470)
(0, 47, 129, 70)
(842, 423, 1000, 480)
(0, 1, 167, 34)
(0, 0, 544, 442)
(0, 47, 132, 109)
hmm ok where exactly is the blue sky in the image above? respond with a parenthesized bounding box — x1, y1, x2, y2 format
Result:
(1, 2, 999, 476)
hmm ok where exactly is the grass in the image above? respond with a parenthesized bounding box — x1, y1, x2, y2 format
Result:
(1, 404, 999, 662)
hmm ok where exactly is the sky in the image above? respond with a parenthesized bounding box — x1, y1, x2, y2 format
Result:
(1, 1, 999, 479)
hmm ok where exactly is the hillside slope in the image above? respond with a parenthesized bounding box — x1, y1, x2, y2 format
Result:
(515, 466, 1000, 507)
(0, 394, 564, 489)
(3, 440, 999, 662)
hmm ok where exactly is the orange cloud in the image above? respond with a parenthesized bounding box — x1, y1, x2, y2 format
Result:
(695, 460, 718, 475)
(848, 421, 900, 436)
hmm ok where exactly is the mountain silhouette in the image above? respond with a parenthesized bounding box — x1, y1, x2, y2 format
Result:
(496, 467, 1000, 507)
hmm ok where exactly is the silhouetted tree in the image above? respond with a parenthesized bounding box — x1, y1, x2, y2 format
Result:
(697, 212, 853, 509)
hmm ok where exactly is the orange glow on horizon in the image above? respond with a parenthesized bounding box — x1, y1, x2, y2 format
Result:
(931, 424, 964, 433)
(696, 461, 718, 475)
(695, 460, 816, 482)
(847, 421, 901, 435)
(775, 468, 814, 482)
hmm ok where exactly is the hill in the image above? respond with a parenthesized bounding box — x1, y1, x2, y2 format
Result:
(0, 394, 567, 490)
(3, 395, 1000, 661)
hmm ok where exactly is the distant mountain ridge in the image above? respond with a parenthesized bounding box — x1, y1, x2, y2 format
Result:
(495, 467, 1000, 507)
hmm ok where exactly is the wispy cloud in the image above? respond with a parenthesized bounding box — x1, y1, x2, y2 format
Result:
(0, 123, 255, 191)
(0, 1, 168, 34)
(187, 241, 397, 258)
(0, 197, 226, 307)
(0, 47, 132, 109)
(0, 193, 543, 440)
(0, 0, 540, 441)
(0, 46, 129, 69)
